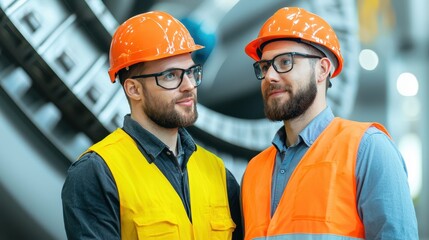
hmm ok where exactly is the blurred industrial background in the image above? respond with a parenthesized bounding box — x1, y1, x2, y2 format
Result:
(0, 0, 427, 239)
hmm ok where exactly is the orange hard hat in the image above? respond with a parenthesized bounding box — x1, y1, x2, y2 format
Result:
(245, 7, 343, 78)
(108, 11, 204, 82)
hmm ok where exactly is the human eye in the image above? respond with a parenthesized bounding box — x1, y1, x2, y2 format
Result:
(259, 61, 271, 73)
(277, 55, 292, 67)
(160, 70, 180, 81)
(187, 65, 203, 79)
(184, 68, 194, 77)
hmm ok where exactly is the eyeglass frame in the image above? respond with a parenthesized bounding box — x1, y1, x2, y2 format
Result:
(253, 52, 322, 80)
(129, 64, 203, 90)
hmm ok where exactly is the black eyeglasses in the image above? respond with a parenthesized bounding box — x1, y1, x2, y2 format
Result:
(130, 64, 203, 90)
(253, 52, 322, 80)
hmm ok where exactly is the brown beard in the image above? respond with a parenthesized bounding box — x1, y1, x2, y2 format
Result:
(263, 75, 317, 121)
(142, 89, 198, 128)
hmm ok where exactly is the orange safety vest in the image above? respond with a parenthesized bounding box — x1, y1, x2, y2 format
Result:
(242, 118, 389, 240)
(87, 128, 236, 239)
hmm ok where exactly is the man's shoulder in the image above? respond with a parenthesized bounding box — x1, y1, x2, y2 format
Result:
(70, 151, 106, 171)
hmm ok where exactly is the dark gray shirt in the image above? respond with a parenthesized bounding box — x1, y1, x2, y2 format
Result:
(62, 115, 243, 239)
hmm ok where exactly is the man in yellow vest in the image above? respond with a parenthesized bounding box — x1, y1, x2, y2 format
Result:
(62, 11, 242, 239)
(241, 7, 418, 240)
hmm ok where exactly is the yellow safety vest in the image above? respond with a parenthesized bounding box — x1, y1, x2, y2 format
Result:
(242, 118, 389, 240)
(88, 128, 236, 239)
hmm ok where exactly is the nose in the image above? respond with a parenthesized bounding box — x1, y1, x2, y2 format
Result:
(179, 74, 195, 91)
(264, 65, 279, 82)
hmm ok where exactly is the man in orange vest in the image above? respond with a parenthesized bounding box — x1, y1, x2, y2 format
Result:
(61, 11, 242, 239)
(241, 7, 418, 240)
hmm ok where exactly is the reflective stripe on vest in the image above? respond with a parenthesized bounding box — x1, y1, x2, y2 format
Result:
(242, 118, 389, 240)
(253, 233, 364, 239)
(88, 128, 236, 239)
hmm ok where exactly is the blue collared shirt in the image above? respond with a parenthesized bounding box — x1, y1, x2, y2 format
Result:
(271, 107, 418, 239)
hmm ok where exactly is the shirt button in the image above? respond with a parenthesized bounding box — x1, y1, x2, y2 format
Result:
(166, 151, 171, 155)
(280, 169, 285, 174)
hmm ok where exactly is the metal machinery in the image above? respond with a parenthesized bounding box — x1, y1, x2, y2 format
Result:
(0, 0, 359, 239)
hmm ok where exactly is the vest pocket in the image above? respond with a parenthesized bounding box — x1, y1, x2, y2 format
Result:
(210, 217, 236, 240)
(134, 215, 180, 239)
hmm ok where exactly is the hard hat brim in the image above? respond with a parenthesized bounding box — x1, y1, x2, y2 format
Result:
(108, 45, 205, 83)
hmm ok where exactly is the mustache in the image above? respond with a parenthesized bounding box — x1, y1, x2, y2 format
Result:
(175, 93, 196, 101)
(265, 83, 291, 95)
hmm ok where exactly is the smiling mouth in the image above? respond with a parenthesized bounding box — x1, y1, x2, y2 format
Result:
(267, 84, 291, 97)
(176, 98, 194, 106)
(269, 90, 284, 96)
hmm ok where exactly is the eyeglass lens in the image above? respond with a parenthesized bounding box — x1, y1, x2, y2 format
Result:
(253, 53, 294, 80)
(157, 65, 202, 89)
(253, 52, 321, 80)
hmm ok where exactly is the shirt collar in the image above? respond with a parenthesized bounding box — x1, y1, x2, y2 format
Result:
(122, 114, 196, 163)
(272, 106, 334, 150)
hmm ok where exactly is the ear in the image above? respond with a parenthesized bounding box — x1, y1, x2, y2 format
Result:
(317, 58, 332, 83)
(123, 78, 142, 101)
